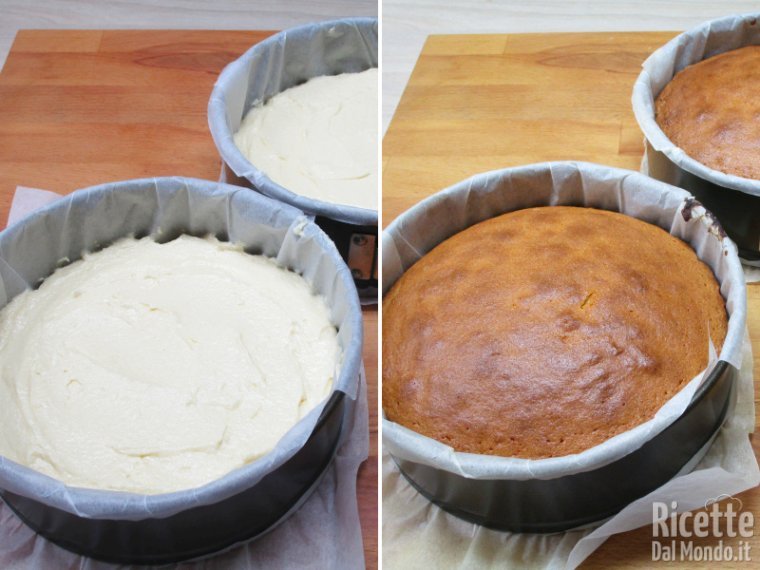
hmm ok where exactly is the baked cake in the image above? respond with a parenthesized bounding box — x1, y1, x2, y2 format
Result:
(655, 45, 760, 180)
(383, 207, 727, 459)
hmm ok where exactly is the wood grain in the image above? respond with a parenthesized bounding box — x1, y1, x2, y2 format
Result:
(0, 29, 377, 569)
(383, 31, 759, 568)
(380, 0, 760, 130)
(0, 0, 378, 74)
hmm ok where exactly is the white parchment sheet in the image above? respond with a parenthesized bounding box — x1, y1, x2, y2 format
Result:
(0, 186, 369, 570)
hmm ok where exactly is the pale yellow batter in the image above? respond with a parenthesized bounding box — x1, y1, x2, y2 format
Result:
(234, 69, 378, 210)
(0, 235, 339, 494)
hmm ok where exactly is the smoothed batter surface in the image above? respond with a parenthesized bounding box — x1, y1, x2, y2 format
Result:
(0, 235, 339, 494)
(383, 207, 727, 459)
(234, 69, 378, 210)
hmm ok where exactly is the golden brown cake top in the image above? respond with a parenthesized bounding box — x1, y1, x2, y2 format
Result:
(655, 45, 760, 180)
(383, 207, 727, 459)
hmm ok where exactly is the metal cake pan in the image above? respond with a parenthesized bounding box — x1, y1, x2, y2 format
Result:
(208, 18, 379, 299)
(382, 161, 746, 533)
(0, 177, 363, 563)
(632, 12, 760, 264)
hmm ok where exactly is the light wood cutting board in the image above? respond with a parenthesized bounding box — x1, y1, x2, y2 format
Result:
(0, 29, 377, 569)
(383, 31, 759, 568)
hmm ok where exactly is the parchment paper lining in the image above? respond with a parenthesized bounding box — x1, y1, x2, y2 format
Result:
(208, 17, 378, 225)
(0, 177, 363, 522)
(382, 161, 746, 481)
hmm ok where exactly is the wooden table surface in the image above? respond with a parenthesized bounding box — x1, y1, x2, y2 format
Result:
(383, 31, 759, 568)
(0, 29, 377, 568)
